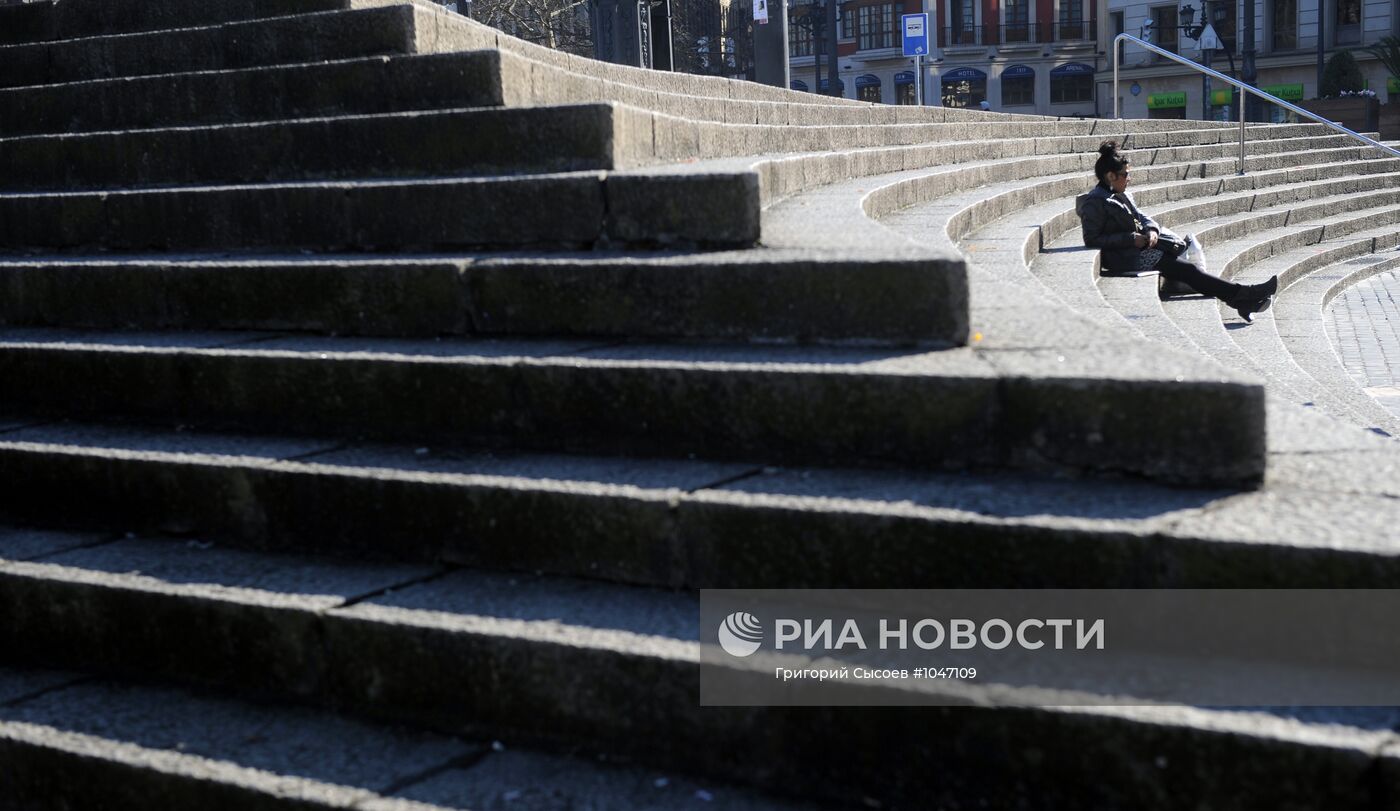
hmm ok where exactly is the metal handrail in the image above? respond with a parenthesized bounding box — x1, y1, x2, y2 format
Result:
(1112, 33, 1400, 174)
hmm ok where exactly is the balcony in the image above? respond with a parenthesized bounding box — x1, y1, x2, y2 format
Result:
(940, 20, 1096, 47)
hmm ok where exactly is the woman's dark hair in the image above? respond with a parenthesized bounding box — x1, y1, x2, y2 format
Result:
(1094, 140, 1130, 182)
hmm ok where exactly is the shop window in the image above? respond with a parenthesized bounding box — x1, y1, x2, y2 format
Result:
(1002, 75, 1035, 105)
(942, 77, 987, 107)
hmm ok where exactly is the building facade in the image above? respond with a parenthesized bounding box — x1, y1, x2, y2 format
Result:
(1110, 0, 1400, 120)
(786, 0, 1105, 114)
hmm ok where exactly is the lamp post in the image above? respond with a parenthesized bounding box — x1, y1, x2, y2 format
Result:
(1178, 2, 1210, 118)
(1145, 2, 1238, 120)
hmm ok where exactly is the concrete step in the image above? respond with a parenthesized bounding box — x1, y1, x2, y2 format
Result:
(759, 120, 1334, 201)
(0, 664, 813, 810)
(1011, 165, 1400, 441)
(0, 104, 643, 191)
(0, 5, 416, 89)
(0, 0, 353, 45)
(0, 418, 1397, 586)
(941, 151, 1400, 317)
(874, 140, 1382, 265)
(0, 33, 1309, 143)
(0, 50, 516, 139)
(0, 248, 967, 346)
(1221, 232, 1400, 436)
(0, 328, 1263, 485)
(2, 533, 1400, 809)
(0, 104, 1317, 197)
(0, 102, 1189, 193)
(1274, 251, 1400, 435)
(0, 169, 760, 252)
(763, 135, 1363, 264)
(871, 134, 1400, 467)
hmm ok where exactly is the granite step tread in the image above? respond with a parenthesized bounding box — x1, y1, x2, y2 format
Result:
(0, 663, 811, 810)
(0, 49, 513, 139)
(1024, 176, 1400, 343)
(0, 108, 1324, 193)
(1255, 247, 1400, 436)
(0, 5, 417, 90)
(0, 247, 966, 344)
(2, 532, 1400, 809)
(1205, 219, 1400, 436)
(0, 169, 761, 252)
(878, 142, 1389, 308)
(0, 103, 637, 190)
(0, 0, 353, 46)
(0, 313, 1264, 485)
(0, 417, 1393, 588)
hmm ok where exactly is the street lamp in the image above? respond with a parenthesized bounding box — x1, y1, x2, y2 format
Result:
(1142, 1, 1237, 121)
(1179, 3, 1206, 39)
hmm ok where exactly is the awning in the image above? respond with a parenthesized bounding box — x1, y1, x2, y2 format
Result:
(1002, 64, 1034, 79)
(894, 71, 915, 84)
(942, 66, 987, 81)
(1050, 62, 1094, 77)
(855, 74, 881, 88)
(791, 80, 810, 91)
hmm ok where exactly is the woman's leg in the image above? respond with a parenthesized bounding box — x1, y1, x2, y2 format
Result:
(1154, 254, 1240, 302)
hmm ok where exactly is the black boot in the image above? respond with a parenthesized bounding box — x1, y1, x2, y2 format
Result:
(1228, 275, 1278, 323)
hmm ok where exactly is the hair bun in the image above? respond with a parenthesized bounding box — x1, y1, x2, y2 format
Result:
(1098, 140, 1120, 157)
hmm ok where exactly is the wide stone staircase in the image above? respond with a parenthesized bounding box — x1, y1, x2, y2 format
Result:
(3, 0, 1400, 808)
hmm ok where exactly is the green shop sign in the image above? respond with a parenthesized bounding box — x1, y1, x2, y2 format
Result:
(1210, 89, 1232, 106)
(1389, 77, 1400, 94)
(1147, 91, 1187, 109)
(1262, 83, 1304, 101)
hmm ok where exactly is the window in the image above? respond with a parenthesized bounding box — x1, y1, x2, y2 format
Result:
(1005, 0, 1030, 41)
(789, 19, 814, 56)
(950, 0, 976, 43)
(1002, 75, 1035, 104)
(1336, 0, 1361, 43)
(1112, 11, 1124, 61)
(858, 3, 900, 49)
(941, 73, 987, 107)
(897, 82, 917, 104)
(859, 84, 882, 101)
(1210, 1, 1236, 51)
(1050, 73, 1092, 102)
(1058, 0, 1085, 40)
(1270, 0, 1296, 50)
(841, 5, 855, 39)
(1151, 5, 1178, 53)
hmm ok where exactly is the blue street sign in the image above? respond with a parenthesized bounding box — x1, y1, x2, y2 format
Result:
(902, 13, 929, 57)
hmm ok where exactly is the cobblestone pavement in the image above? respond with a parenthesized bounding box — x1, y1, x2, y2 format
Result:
(1327, 269, 1400, 418)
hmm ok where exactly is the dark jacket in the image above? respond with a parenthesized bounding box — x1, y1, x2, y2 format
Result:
(1076, 182, 1160, 273)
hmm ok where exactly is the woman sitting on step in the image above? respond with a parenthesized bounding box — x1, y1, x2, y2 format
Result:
(1077, 140, 1277, 323)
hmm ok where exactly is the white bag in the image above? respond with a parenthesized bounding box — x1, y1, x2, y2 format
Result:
(1182, 233, 1208, 273)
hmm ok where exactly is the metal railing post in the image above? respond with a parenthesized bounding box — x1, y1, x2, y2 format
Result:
(1113, 44, 1120, 119)
(1238, 88, 1246, 174)
(1110, 33, 1400, 173)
